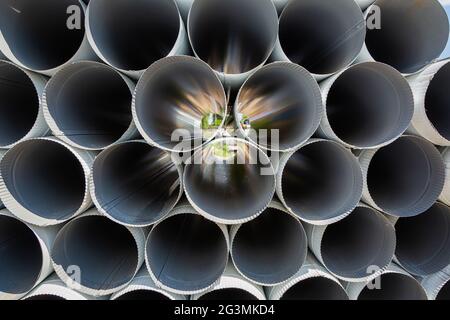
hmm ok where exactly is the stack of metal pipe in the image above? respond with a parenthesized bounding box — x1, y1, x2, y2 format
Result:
(0, 0, 449, 301)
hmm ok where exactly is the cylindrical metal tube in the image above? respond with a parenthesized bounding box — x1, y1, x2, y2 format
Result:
(184, 137, 276, 225)
(421, 264, 450, 300)
(0, 0, 95, 76)
(272, 0, 366, 80)
(359, 135, 446, 217)
(305, 204, 396, 282)
(358, 0, 449, 75)
(43, 61, 137, 150)
(145, 203, 229, 295)
(51, 209, 146, 296)
(0, 210, 60, 300)
(0, 60, 49, 149)
(86, 0, 188, 79)
(0, 137, 94, 226)
(319, 62, 414, 149)
(192, 263, 266, 300)
(133, 56, 227, 152)
(188, 0, 278, 87)
(441, 147, 450, 206)
(90, 140, 183, 227)
(407, 60, 450, 146)
(234, 62, 323, 152)
(111, 267, 185, 300)
(267, 255, 348, 300)
(393, 202, 450, 277)
(277, 139, 363, 225)
(346, 263, 428, 300)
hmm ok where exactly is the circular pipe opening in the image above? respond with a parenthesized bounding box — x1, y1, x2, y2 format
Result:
(279, 0, 365, 75)
(146, 213, 228, 293)
(184, 138, 275, 224)
(52, 215, 139, 292)
(232, 207, 307, 285)
(325, 62, 413, 148)
(44, 62, 133, 149)
(365, 0, 449, 74)
(0, 0, 86, 71)
(0, 139, 86, 222)
(113, 290, 171, 301)
(367, 136, 445, 217)
(0, 61, 39, 148)
(92, 142, 181, 226)
(188, 0, 278, 75)
(280, 140, 362, 223)
(87, 0, 181, 72)
(437, 281, 450, 300)
(133, 56, 227, 152)
(235, 63, 323, 151)
(425, 62, 450, 141)
(198, 288, 259, 300)
(24, 295, 65, 301)
(280, 277, 348, 300)
(321, 207, 396, 280)
(0, 214, 42, 295)
(358, 273, 427, 300)
(395, 203, 450, 276)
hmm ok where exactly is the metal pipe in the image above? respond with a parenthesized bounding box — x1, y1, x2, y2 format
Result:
(86, 0, 188, 79)
(0, 60, 49, 149)
(276, 139, 363, 225)
(133, 56, 227, 152)
(0, 137, 94, 226)
(111, 267, 185, 300)
(234, 62, 323, 152)
(192, 263, 266, 300)
(305, 204, 396, 282)
(358, 0, 449, 75)
(319, 62, 414, 149)
(51, 209, 147, 297)
(43, 61, 137, 150)
(184, 137, 276, 225)
(272, 0, 366, 80)
(267, 255, 348, 300)
(359, 135, 445, 217)
(90, 140, 183, 227)
(0, 0, 95, 76)
(441, 147, 450, 206)
(421, 264, 450, 300)
(407, 60, 450, 146)
(145, 203, 229, 295)
(0, 210, 60, 300)
(188, 0, 278, 88)
(346, 263, 428, 300)
(229, 201, 307, 286)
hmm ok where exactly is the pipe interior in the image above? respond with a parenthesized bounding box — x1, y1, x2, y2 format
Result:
(321, 207, 395, 279)
(279, 0, 365, 75)
(358, 273, 427, 300)
(0, 215, 42, 295)
(188, 0, 278, 74)
(88, 0, 180, 71)
(367, 137, 445, 217)
(114, 290, 171, 301)
(395, 203, 450, 276)
(0, 0, 85, 70)
(135, 57, 226, 151)
(326, 62, 413, 148)
(232, 207, 306, 285)
(146, 213, 228, 292)
(0, 61, 39, 147)
(184, 140, 275, 222)
(0, 140, 86, 220)
(365, 0, 449, 74)
(437, 281, 450, 300)
(281, 141, 362, 222)
(24, 295, 66, 301)
(236, 63, 321, 151)
(280, 277, 348, 300)
(92, 142, 181, 226)
(52, 215, 138, 291)
(45, 63, 132, 149)
(425, 62, 450, 140)
(199, 288, 259, 300)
